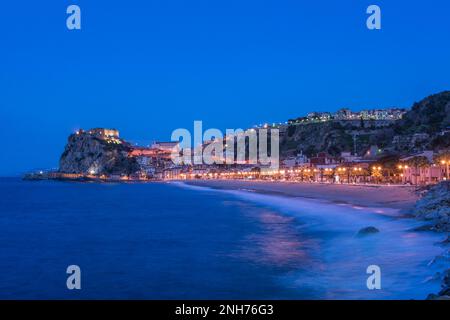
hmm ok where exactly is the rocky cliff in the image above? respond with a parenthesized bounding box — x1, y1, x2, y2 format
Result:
(413, 181, 450, 232)
(59, 132, 139, 175)
(415, 182, 450, 300)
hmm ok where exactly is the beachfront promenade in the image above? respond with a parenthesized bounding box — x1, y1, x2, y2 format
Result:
(183, 179, 420, 210)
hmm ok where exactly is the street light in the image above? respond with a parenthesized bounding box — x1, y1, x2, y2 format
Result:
(441, 159, 449, 180)
(371, 166, 383, 184)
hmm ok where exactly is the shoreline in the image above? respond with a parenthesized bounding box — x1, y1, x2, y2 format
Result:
(183, 179, 419, 211)
(183, 179, 449, 300)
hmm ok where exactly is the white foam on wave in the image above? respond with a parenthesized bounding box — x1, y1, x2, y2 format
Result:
(172, 182, 447, 299)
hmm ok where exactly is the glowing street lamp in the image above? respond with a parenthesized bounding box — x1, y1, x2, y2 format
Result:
(441, 159, 449, 180)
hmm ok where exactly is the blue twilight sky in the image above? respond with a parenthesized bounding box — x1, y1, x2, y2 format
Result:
(1, 0, 450, 175)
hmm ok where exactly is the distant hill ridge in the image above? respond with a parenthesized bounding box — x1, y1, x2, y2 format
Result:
(396, 91, 450, 135)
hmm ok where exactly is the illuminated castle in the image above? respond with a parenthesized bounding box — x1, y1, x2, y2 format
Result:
(76, 128, 120, 139)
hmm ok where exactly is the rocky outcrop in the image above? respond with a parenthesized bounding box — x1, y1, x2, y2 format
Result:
(427, 269, 450, 300)
(59, 132, 139, 175)
(413, 181, 450, 299)
(439, 269, 450, 297)
(412, 181, 450, 232)
(357, 226, 380, 236)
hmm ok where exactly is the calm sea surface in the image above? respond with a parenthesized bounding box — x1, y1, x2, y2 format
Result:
(0, 178, 446, 299)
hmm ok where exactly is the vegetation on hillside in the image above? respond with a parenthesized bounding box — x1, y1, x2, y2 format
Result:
(280, 91, 450, 158)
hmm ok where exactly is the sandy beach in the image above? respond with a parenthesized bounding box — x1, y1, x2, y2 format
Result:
(184, 180, 419, 211)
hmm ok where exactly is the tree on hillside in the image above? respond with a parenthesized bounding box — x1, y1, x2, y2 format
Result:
(378, 154, 400, 182)
(433, 150, 450, 163)
(430, 133, 450, 150)
(397, 91, 450, 135)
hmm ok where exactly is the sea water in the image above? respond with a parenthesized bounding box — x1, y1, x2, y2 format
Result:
(0, 178, 446, 299)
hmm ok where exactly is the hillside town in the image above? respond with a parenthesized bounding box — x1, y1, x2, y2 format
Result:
(27, 120, 449, 187)
(23, 90, 450, 187)
(290, 107, 407, 124)
(129, 141, 449, 186)
(254, 107, 407, 129)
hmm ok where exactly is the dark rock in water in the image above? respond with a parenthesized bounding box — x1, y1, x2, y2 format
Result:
(358, 226, 380, 236)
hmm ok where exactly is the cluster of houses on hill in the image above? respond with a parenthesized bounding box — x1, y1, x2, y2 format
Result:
(128, 141, 180, 178)
(255, 107, 407, 129)
(289, 107, 407, 125)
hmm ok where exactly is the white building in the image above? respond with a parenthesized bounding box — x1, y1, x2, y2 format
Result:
(151, 141, 180, 153)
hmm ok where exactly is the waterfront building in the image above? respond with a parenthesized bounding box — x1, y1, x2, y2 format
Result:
(399, 151, 446, 185)
(400, 165, 444, 185)
(282, 152, 309, 168)
(162, 166, 184, 180)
